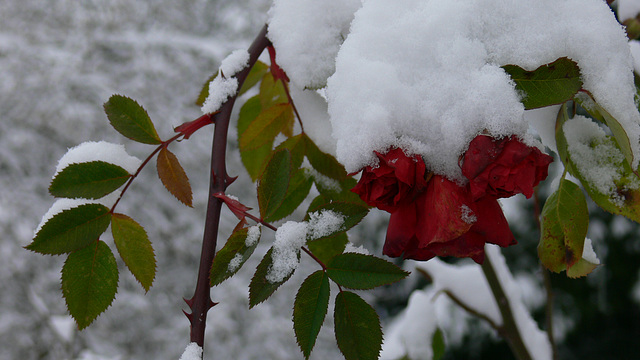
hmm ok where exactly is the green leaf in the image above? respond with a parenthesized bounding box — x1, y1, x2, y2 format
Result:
(308, 232, 349, 265)
(327, 253, 409, 290)
(49, 161, 131, 199)
(258, 149, 292, 220)
(432, 328, 446, 360)
(259, 71, 288, 107)
(334, 291, 382, 360)
(210, 221, 261, 286)
(111, 214, 156, 292)
(538, 178, 590, 274)
(294, 271, 330, 359)
(265, 168, 313, 223)
(502, 57, 583, 109)
(307, 201, 369, 236)
(238, 96, 274, 181)
(239, 103, 293, 151)
(249, 247, 297, 308)
(313, 175, 365, 205)
(27, 204, 112, 255)
(304, 134, 347, 181)
(239, 60, 269, 96)
(103, 95, 162, 144)
(276, 134, 307, 170)
(61, 240, 118, 330)
(574, 92, 635, 169)
(556, 105, 640, 223)
(157, 147, 193, 207)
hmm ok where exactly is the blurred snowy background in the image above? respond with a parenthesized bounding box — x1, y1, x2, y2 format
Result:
(2, 1, 640, 359)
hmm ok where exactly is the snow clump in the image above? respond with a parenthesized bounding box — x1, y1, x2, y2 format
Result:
(55, 141, 141, 176)
(201, 49, 250, 114)
(327, 0, 640, 180)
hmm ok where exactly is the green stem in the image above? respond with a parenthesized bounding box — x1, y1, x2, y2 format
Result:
(481, 252, 533, 360)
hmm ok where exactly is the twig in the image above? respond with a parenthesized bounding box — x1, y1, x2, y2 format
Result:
(481, 252, 533, 360)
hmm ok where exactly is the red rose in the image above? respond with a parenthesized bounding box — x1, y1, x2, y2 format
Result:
(351, 148, 429, 212)
(460, 135, 553, 201)
(383, 175, 515, 263)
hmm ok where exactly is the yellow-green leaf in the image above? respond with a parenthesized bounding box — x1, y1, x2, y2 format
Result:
(239, 103, 293, 151)
(111, 214, 156, 292)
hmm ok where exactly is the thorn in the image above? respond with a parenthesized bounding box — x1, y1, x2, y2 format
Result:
(226, 175, 238, 186)
(209, 300, 218, 310)
(183, 309, 193, 322)
(184, 297, 195, 308)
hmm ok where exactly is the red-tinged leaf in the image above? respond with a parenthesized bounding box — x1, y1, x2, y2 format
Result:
(327, 253, 409, 290)
(502, 57, 583, 109)
(111, 214, 156, 292)
(239, 103, 293, 151)
(213, 192, 251, 220)
(303, 134, 347, 181)
(294, 271, 330, 359)
(157, 147, 193, 207)
(27, 204, 112, 255)
(210, 220, 261, 286)
(258, 149, 292, 220)
(103, 95, 162, 145)
(249, 247, 297, 308)
(61, 240, 118, 330)
(334, 291, 382, 360)
(49, 161, 130, 199)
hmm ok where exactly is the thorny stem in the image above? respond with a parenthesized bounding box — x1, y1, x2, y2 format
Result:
(481, 252, 533, 360)
(185, 25, 270, 351)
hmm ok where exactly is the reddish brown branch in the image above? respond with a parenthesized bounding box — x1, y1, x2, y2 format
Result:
(185, 24, 271, 350)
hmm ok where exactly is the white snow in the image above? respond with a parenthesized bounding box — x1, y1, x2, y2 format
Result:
(629, 40, 640, 73)
(267, 0, 362, 89)
(245, 225, 261, 247)
(326, 0, 640, 180)
(307, 210, 344, 239)
(581, 237, 600, 264)
(344, 242, 370, 255)
(178, 342, 203, 360)
(524, 105, 563, 153)
(416, 245, 553, 360)
(54, 141, 141, 176)
(459, 205, 477, 224)
(267, 210, 345, 283)
(219, 49, 250, 77)
(380, 289, 439, 360)
(618, 0, 640, 21)
(201, 75, 239, 114)
(227, 253, 244, 273)
(267, 221, 308, 283)
(563, 114, 639, 206)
